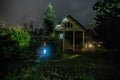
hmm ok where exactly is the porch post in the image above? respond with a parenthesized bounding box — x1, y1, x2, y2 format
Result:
(63, 30, 65, 51)
(73, 31, 75, 51)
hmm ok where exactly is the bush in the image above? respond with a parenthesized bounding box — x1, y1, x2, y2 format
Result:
(0, 26, 31, 60)
(8, 26, 31, 47)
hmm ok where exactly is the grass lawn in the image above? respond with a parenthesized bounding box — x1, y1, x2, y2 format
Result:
(0, 50, 120, 80)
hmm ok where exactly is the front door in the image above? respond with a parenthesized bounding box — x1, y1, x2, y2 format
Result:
(75, 31, 83, 50)
(64, 31, 73, 50)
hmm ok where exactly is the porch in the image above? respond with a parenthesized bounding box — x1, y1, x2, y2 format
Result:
(55, 30, 85, 51)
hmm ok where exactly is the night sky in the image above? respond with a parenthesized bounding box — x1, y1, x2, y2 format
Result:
(0, 0, 97, 28)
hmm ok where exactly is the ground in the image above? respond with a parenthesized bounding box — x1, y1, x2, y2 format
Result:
(0, 50, 120, 80)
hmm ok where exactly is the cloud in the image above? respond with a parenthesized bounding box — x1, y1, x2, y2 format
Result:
(0, 0, 97, 28)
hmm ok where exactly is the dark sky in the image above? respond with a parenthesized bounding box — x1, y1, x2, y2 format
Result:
(0, 0, 97, 28)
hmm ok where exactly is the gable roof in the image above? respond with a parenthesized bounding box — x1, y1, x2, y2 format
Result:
(58, 15, 86, 30)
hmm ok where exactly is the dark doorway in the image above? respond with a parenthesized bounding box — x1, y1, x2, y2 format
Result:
(64, 31, 73, 50)
(75, 31, 83, 50)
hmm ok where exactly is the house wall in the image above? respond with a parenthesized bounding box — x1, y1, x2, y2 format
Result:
(59, 17, 85, 31)
(54, 15, 85, 51)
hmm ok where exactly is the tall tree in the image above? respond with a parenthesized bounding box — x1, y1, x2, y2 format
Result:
(43, 3, 56, 37)
(93, 0, 120, 49)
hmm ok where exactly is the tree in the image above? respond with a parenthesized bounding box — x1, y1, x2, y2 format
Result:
(93, 0, 120, 49)
(43, 3, 56, 37)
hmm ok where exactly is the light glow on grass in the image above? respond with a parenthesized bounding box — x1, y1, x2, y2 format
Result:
(62, 54, 80, 60)
(67, 54, 80, 59)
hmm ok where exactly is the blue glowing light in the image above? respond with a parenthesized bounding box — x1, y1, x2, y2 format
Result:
(39, 45, 51, 58)
(43, 49, 47, 54)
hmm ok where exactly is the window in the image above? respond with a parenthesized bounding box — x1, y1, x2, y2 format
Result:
(65, 22, 73, 27)
(59, 33, 64, 39)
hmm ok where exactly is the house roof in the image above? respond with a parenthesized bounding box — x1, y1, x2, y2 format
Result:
(57, 15, 86, 30)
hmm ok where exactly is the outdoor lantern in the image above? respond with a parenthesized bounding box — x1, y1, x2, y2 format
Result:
(88, 44, 93, 48)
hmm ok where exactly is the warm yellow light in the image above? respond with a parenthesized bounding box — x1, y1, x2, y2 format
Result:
(88, 44, 93, 48)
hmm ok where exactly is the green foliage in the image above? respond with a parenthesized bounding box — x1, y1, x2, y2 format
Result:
(3, 49, 120, 80)
(0, 25, 31, 59)
(43, 3, 56, 35)
(8, 26, 31, 47)
(5, 54, 96, 80)
(0, 28, 7, 37)
(6, 63, 94, 80)
(0, 19, 5, 28)
(94, 0, 114, 16)
(93, 0, 120, 49)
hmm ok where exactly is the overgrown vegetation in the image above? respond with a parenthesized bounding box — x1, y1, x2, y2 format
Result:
(93, 0, 120, 49)
(0, 25, 31, 60)
(3, 50, 120, 80)
(0, 1, 120, 80)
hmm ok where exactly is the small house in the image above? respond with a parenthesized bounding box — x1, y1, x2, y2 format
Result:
(54, 15, 86, 51)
